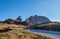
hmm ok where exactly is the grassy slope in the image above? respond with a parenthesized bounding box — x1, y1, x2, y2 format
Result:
(0, 29, 54, 39)
(0, 23, 26, 30)
(1, 22, 60, 31)
(0, 23, 54, 39)
(28, 22, 60, 31)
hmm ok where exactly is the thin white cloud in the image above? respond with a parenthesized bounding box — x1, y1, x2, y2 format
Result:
(51, 19, 60, 22)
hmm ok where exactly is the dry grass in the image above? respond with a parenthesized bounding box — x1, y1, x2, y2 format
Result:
(28, 22, 60, 31)
(0, 23, 26, 30)
(0, 23, 55, 39)
(0, 29, 54, 39)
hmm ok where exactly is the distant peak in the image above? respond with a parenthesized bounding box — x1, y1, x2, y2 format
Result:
(16, 16, 22, 22)
(34, 15, 38, 16)
(25, 15, 51, 25)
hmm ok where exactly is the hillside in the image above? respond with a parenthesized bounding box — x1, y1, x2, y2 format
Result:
(0, 29, 54, 39)
(0, 22, 54, 39)
(0, 15, 59, 39)
(0, 23, 26, 30)
(26, 22, 60, 31)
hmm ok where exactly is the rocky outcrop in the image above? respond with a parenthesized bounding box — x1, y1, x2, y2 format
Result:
(25, 15, 51, 25)
(3, 18, 19, 24)
(3, 18, 28, 25)
(16, 16, 22, 22)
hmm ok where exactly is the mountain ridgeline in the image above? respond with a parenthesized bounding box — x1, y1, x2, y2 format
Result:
(25, 15, 51, 26)
(0, 16, 28, 25)
(0, 15, 60, 31)
(0, 15, 51, 26)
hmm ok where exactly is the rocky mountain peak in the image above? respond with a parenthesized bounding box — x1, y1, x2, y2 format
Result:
(25, 15, 51, 25)
(16, 16, 22, 22)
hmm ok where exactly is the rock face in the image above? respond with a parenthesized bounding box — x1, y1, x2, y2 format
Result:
(25, 15, 51, 25)
(16, 16, 22, 22)
(3, 19, 19, 24)
(3, 18, 28, 25)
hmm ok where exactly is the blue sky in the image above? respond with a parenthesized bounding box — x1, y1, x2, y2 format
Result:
(0, 0, 60, 21)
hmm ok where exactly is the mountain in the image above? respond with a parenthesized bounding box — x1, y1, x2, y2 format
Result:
(25, 15, 51, 26)
(3, 18, 28, 25)
(3, 18, 20, 24)
(0, 15, 51, 26)
(16, 16, 22, 22)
